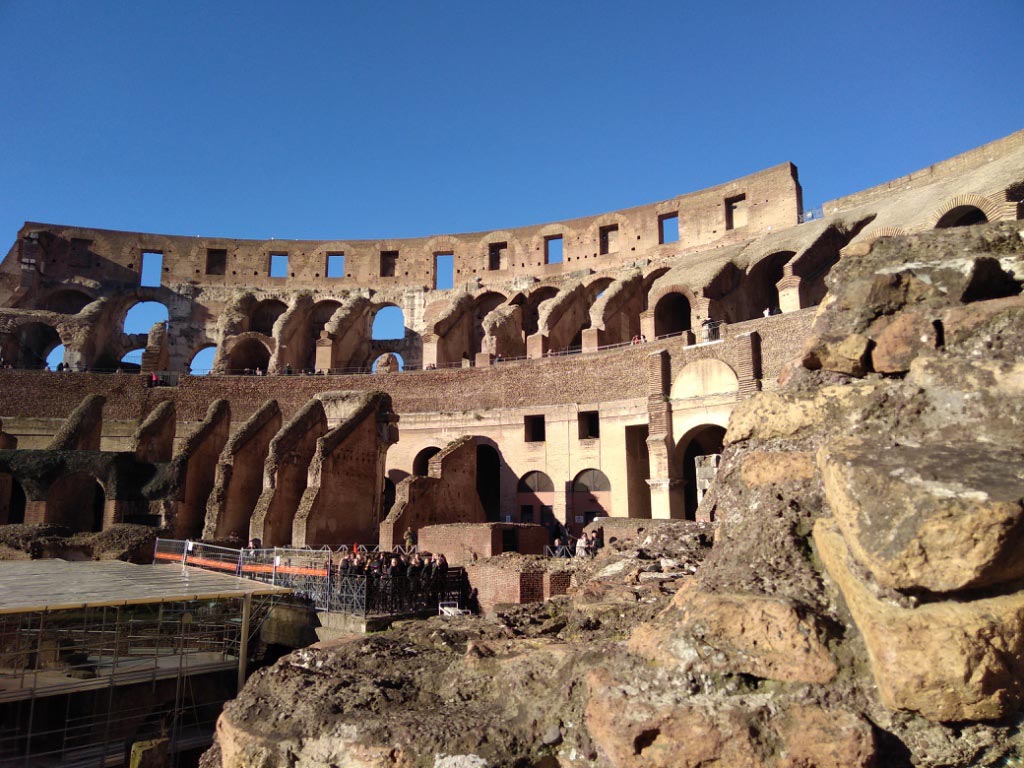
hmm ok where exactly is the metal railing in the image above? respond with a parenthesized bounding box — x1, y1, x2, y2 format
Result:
(154, 539, 467, 617)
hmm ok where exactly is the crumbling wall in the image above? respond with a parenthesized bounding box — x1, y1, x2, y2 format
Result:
(130, 401, 176, 463)
(47, 394, 105, 451)
(248, 398, 327, 546)
(291, 392, 398, 547)
(380, 435, 485, 550)
(202, 399, 281, 542)
(418, 522, 548, 565)
(169, 400, 230, 538)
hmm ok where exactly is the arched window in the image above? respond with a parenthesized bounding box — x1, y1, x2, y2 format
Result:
(412, 446, 442, 476)
(518, 471, 554, 493)
(189, 346, 217, 374)
(251, 299, 287, 335)
(572, 469, 611, 493)
(372, 305, 405, 340)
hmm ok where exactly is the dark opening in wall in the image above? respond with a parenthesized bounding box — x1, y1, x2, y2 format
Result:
(599, 224, 619, 255)
(578, 411, 600, 439)
(520, 505, 534, 523)
(140, 251, 163, 287)
(524, 415, 546, 442)
(269, 253, 288, 278)
(544, 236, 563, 264)
(69, 238, 92, 268)
(380, 250, 398, 277)
(435, 252, 454, 289)
(725, 194, 748, 230)
(205, 248, 227, 275)
(658, 213, 679, 244)
(488, 242, 508, 271)
(327, 253, 345, 278)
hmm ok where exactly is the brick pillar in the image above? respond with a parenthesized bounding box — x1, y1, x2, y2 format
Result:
(639, 310, 655, 341)
(732, 332, 763, 398)
(421, 334, 440, 368)
(777, 267, 803, 313)
(581, 327, 603, 353)
(314, 334, 333, 372)
(526, 332, 548, 359)
(645, 350, 682, 519)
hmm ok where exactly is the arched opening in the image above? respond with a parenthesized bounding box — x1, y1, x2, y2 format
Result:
(571, 469, 610, 535)
(304, 300, 341, 369)
(0, 476, 26, 525)
(745, 251, 794, 319)
(522, 287, 559, 338)
(189, 346, 217, 374)
(641, 268, 671, 310)
(653, 292, 691, 337)
(225, 338, 271, 374)
(516, 471, 553, 525)
(46, 344, 67, 371)
(251, 299, 287, 336)
(372, 305, 405, 340)
(371, 352, 404, 372)
(46, 473, 105, 532)
(16, 322, 61, 369)
(677, 425, 726, 520)
(412, 446, 442, 477)
(41, 289, 93, 314)
(118, 350, 144, 372)
(935, 205, 988, 229)
(476, 443, 502, 522)
(124, 301, 169, 335)
(471, 292, 507, 357)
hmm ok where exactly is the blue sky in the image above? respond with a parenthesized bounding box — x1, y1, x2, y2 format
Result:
(1, 1, 1021, 370)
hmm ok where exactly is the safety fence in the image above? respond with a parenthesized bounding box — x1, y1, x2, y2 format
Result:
(153, 539, 467, 617)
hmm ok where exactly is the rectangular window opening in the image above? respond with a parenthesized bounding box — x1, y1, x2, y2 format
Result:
(658, 213, 679, 245)
(524, 414, 546, 442)
(380, 250, 398, 277)
(598, 224, 619, 255)
(520, 505, 535, 523)
(488, 242, 508, 271)
(205, 248, 227, 275)
(725, 194, 748, 230)
(578, 410, 600, 439)
(544, 235, 563, 265)
(269, 253, 288, 278)
(141, 251, 163, 287)
(326, 252, 345, 278)
(435, 252, 454, 290)
(69, 238, 92, 268)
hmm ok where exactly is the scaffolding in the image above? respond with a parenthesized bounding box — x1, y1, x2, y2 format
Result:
(0, 560, 288, 767)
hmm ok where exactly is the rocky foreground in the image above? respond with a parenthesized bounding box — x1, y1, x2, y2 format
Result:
(205, 223, 1024, 767)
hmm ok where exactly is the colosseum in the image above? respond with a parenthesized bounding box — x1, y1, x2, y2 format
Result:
(0, 129, 1022, 552)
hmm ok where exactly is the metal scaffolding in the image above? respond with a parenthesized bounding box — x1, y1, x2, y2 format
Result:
(0, 560, 288, 767)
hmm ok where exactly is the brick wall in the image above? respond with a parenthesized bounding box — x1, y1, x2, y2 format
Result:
(465, 558, 571, 614)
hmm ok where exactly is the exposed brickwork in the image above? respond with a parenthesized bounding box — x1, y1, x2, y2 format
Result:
(418, 523, 548, 565)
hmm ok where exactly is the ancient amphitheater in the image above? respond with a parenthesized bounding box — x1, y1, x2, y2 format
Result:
(1, 129, 1024, 767)
(0, 130, 1022, 550)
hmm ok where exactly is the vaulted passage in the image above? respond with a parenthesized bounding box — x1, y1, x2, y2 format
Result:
(46, 474, 105, 532)
(935, 205, 988, 228)
(654, 293, 691, 337)
(677, 425, 725, 520)
(571, 468, 610, 534)
(413, 446, 442, 477)
(476, 443, 501, 522)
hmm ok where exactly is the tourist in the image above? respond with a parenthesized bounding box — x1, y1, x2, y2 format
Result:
(403, 526, 416, 552)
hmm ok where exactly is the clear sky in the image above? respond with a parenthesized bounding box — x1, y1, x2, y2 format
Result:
(1, 0, 1021, 369)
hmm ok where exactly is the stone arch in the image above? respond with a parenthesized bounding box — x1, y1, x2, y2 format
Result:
(224, 335, 272, 373)
(930, 194, 1003, 229)
(570, 468, 610, 535)
(46, 473, 106, 531)
(412, 446, 442, 477)
(372, 352, 403, 372)
(471, 291, 508, 357)
(745, 250, 796, 319)
(670, 359, 740, 400)
(522, 285, 560, 337)
(251, 299, 288, 336)
(674, 424, 726, 520)
(371, 303, 406, 340)
(39, 288, 95, 314)
(13, 322, 62, 369)
(652, 289, 693, 337)
(516, 470, 554, 525)
(188, 344, 217, 374)
(123, 300, 169, 335)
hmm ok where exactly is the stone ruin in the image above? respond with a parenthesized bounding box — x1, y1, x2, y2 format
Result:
(0, 128, 1022, 766)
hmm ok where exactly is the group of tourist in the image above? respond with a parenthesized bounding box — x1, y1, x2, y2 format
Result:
(333, 550, 453, 613)
(551, 529, 603, 558)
